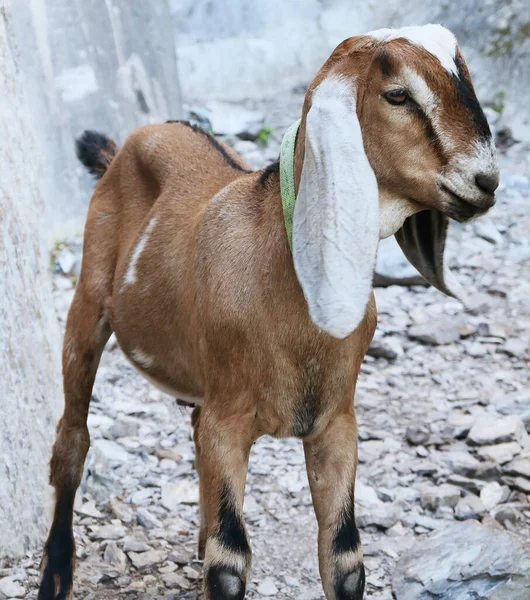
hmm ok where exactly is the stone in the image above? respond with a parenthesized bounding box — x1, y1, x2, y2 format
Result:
(392, 521, 530, 600)
(92, 439, 131, 462)
(56, 248, 76, 275)
(441, 450, 481, 477)
(161, 480, 199, 509)
(474, 218, 503, 244)
(162, 573, 190, 589)
(0, 577, 25, 598)
(419, 484, 461, 511)
(408, 321, 461, 345)
(257, 578, 279, 596)
(123, 538, 152, 553)
(454, 495, 486, 520)
(503, 457, 530, 478)
(502, 338, 528, 358)
(467, 414, 528, 446)
(136, 507, 163, 530)
(477, 442, 521, 464)
(128, 550, 166, 570)
(480, 482, 510, 511)
(89, 524, 126, 541)
(492, 505, 524, 526)
(104, 542, 127, 570)
(405, 426, 430, 446)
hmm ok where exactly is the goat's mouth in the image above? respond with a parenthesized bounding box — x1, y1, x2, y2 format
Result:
(440, 185, 490, 223)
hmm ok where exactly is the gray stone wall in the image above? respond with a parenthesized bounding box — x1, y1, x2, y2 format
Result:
(0, 0, 62, 557)
(10, 0, 182, 241)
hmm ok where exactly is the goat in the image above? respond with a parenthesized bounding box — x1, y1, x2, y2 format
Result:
(39, 24, 499, 600)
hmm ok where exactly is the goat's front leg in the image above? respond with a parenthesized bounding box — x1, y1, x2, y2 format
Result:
(304, 412, 365, 600)
(197, 407, 254, 600)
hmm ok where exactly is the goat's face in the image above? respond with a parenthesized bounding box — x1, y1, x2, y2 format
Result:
(356, 26, 499, 231)
(293, 25, 499, 339)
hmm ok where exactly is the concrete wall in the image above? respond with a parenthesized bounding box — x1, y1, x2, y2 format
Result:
(0, 0, 62, 556)
(10, 0, 182, 242)
(172, 0, 529, 139)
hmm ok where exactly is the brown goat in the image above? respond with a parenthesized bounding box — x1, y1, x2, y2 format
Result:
(39, 25, 499, 600)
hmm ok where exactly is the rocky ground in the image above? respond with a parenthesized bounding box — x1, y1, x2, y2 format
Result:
(1, 93, 529, 600)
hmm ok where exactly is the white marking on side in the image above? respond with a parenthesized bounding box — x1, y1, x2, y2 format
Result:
(123, 351, 204, 406)
(368, 24, 458, 75)
(124, 215, 159, 287)
(130, 348, 154, 369)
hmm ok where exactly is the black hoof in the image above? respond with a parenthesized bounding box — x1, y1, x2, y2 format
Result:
(206, 565, 246, 600)
(336, 564, 366, 600)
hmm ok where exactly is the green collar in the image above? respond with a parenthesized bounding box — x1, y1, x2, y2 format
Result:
(279, 119, 301, 249)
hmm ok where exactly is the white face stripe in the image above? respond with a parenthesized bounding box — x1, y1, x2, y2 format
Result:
(123, 215, 159, 287)
(399, 66, 455, 153)
(367, 24, 458, 75)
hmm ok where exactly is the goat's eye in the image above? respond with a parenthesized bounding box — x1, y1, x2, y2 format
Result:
(384, 90, 408, 105)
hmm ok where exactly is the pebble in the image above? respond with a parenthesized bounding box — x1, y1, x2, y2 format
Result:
(0, 577, 25, 598)
(256, 578, 279, 596)
(454, 495, 486, 520)
(467, 414, 528, 446)
(408, 321, 461, 345)
(128, 550, 166, 570)
(480, 482, 510, 511)
(104, 542, 127, 570)
(405, 425, 430, 446)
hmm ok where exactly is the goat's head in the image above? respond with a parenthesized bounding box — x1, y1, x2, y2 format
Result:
(292, 24, 499, 339)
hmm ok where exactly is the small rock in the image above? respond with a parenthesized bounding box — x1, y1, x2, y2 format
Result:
(454, 494, 486, 520)
(161, 480, 199, 509)
(0, 577, 25, 598)
(503, 457, 530, 478)
(162, 573, 190, 589)
(183, 566, 200, 580)
(123, 537, 152, 553)
(104, 542, 127, 570)
(56, 248, 76, 275)
(474, 218, 503, 244)
(109, 499, 134, 523)
(477, 442, 521, 464)
(89, 523, 126, 541)
(408, 321, 460, 345)
(419, 484, 461, 511)
(502, 338, 528, 358)
(257, 578, 279, 596)
(284, 575, 300, 587)
(92, 439, 131, 462)
(492, 505, 524, 526)
(136, 507, 162, 530)
(128, 550, 166, 570)
(441, 450, 481, 477)
(406, 425, 430, 446)
(467, 414, 528, 446)
(480, 482, 510, 511)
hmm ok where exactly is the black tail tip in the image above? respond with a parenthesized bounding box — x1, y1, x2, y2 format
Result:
(75, 130, 118, 179)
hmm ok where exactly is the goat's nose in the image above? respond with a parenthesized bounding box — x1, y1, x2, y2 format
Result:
(475, 172, 500, 195)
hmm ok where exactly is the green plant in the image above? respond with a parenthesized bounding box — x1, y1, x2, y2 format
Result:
(257, 126, 275, 146)
(491, 90, 505, 114)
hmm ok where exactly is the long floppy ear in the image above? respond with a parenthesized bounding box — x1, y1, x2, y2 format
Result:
(293, 76, 379, 339)
(395, 210, 466, 301)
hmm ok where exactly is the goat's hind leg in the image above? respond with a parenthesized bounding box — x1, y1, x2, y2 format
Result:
(38, 286, 111, 600)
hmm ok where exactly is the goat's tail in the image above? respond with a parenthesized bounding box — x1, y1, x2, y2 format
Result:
(75, 130, 119, 179)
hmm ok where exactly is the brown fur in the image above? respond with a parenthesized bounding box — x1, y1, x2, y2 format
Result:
(39, 32, 496, 600)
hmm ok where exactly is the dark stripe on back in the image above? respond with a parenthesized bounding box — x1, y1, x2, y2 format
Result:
(215, 484, 250, 555)
(259, 159, 280, 186)
(166, 120, 253, 174)
(453, 52, 491, 139)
